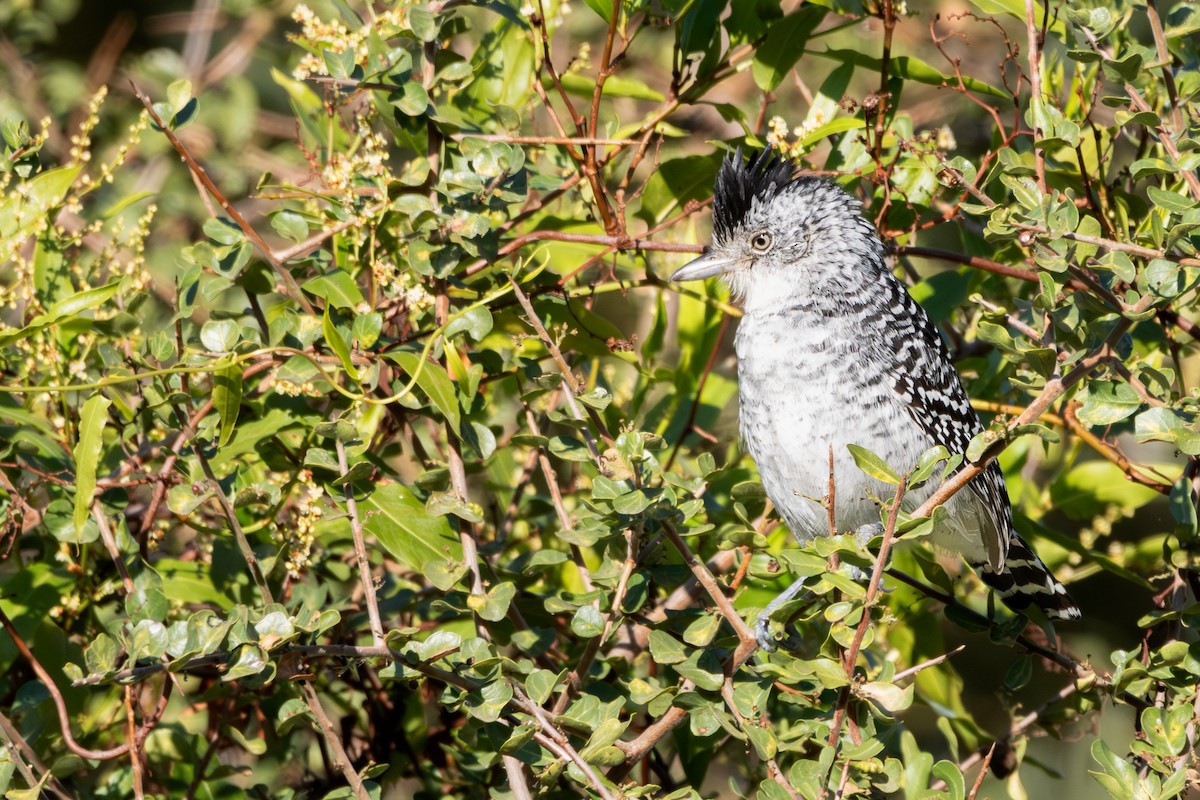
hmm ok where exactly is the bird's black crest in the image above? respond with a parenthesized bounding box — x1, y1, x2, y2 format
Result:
(711, 148, 800, 241)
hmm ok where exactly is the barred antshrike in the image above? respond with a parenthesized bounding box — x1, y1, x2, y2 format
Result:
(671, 150, 1079, 650)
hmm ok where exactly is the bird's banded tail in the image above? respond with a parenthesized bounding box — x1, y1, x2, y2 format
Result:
(975, 532, 1081, 621)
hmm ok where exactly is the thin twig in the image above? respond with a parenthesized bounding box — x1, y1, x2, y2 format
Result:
(0, 708, 75, 800)
(509, 277, 607, 457)
(336, 434, 385, 646)
(503, 755, 534, 800)
(300, 681, 371, 800)
(661, 520, 757, 658)
(513, 687, 617, 800)
(192, 444, 275, 603)
(966, 742, 996, 800)
(892, 644, 967, 683)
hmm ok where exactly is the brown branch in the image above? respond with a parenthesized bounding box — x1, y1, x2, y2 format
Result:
(894, 245, 1040, 283)
(336, 433, 385, 646)
(871, 0, 898, 166)
(661, 520, 757, 658)
(966, 742, 996, 800)
(452, 132, 639, 147)
(0, 604, 130, 760)
(435, 291, 485, 605)
(1061, 403, 1171, 494)
(1023, 0, 1048, 192)
(125, 684, 145, 799)
(1145, 0, 1184, 133)
(129, 82, 315, 313)
(892, 644, 967, 683)
(513, 687, 617, 800)
(583, 0, 627, 238)
(0, 708, 75, 800)
(828, 478, 908, 755)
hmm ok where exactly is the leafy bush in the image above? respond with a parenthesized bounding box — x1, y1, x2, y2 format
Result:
(1, 0, 1199, 798)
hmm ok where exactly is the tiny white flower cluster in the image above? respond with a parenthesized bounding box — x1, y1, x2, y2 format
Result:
(68, 86, 107, 167)
(290, 3, 413, 81)
(371, 257, 403, 295)
(274, 378, 320, 397)
(321, 113, 390, 205)
(765, 112, 829, 158)
(277, 470, 325, 578)
(403, 280, 435, 311)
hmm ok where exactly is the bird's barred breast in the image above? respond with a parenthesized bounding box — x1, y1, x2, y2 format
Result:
(733, 310, 993, 562)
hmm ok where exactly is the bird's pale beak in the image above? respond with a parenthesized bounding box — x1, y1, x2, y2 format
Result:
(670, 251, 735, 282)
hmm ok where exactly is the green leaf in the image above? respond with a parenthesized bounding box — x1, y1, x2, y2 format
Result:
(212, 358, 243, 448)
(167, 79, 193, 113)
(271, 210, 309, 242)
(1148, 186, 1196, 215)
(647, 629, 687, 665)
(72, 395, 111, 535)
(1089, 740, 1137, 800)
(858, 681, 913, 714)
(0, 165, 83, 241)
(1003, 655, 1033, 692)
(798, 116, 866, 147)
(323, 305, 360, 382)
(1135, 407, 1200, 454)
(467, 582, 516, 622)
(386, 350, 461, 432)
(1077, 381, 1142, 426)
(571, 604, 605, 638)
(846, 443, 901, 485)
(752, 6, 826, 91)
(580, 0, 612, 22)
(394, 82, 431, 116)
(556, 73, 665, 102)
(362, 482, 465, 590)
(815, 48, 1009, 98)
(200, 319, 240, 353)
(0, 280, 122, 347)
(351, 311, 382, 348)
(548, 435, 592, 462)
(407, 6, 440, 41)
(612, 489, 652, 515)
(931, 761, 966, 800)
(674, 649, 725, 691)
(303, 270, 365, 309)
(444, 306, 493, 342)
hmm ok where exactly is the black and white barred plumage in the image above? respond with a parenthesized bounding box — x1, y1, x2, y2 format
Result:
(672, 149, 1079, 626)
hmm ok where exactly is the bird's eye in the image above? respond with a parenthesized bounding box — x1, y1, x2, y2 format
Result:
(750, 231, 773, 253)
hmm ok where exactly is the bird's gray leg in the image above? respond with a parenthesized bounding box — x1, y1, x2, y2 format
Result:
(755, 522, 888, 652)
(754, 576, 809, 652)
(846, 522, 885, 583)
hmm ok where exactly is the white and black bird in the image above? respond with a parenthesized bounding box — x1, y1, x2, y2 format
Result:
(671, 149, 1080, 650)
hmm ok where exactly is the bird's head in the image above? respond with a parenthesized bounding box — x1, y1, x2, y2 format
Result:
(671, 149, 883, 313)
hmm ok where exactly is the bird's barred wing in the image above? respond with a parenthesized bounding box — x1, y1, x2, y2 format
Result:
(882, 278, 1012, 567)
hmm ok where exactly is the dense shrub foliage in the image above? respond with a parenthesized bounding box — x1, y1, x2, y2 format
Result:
(1, 0, 1200, 797)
